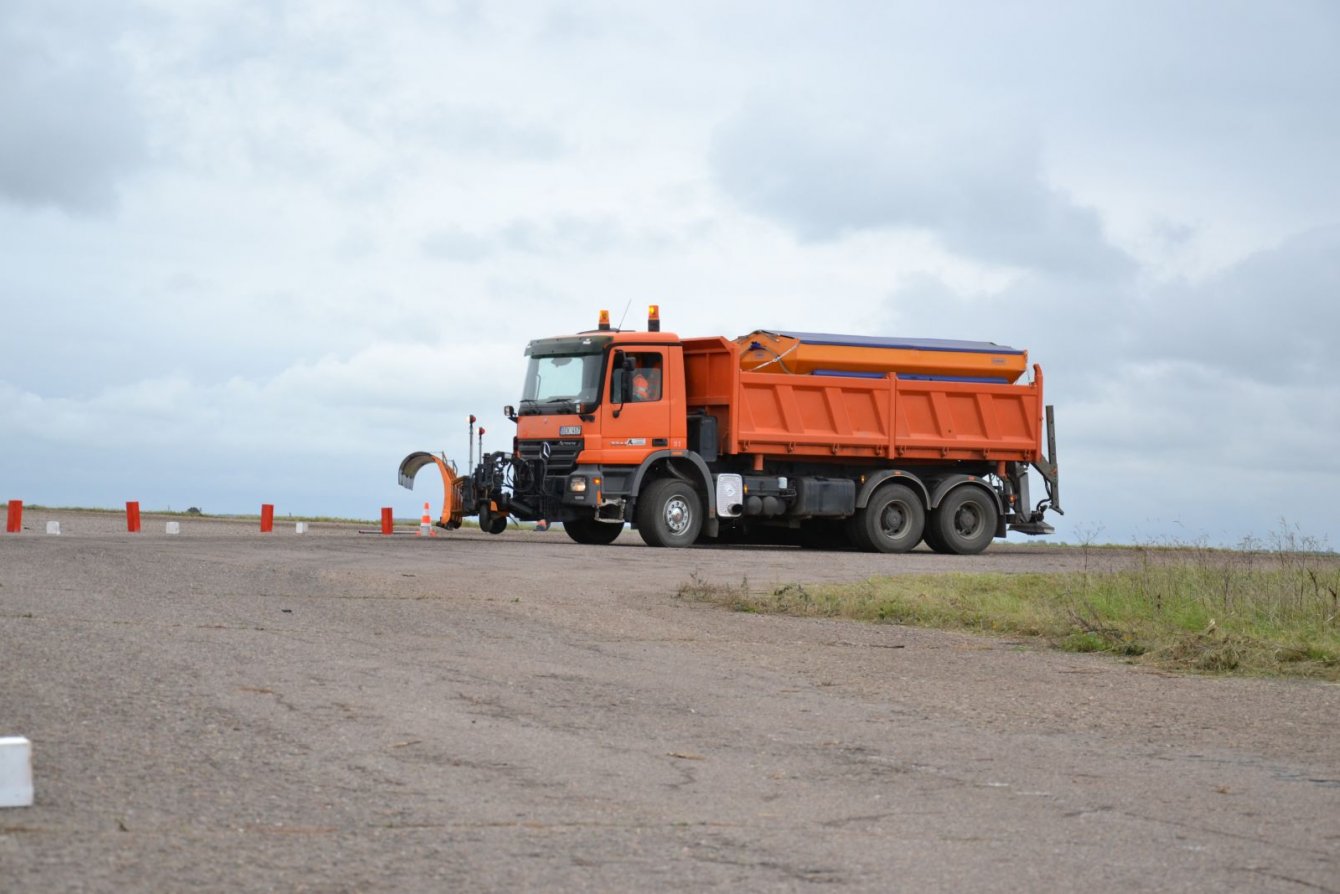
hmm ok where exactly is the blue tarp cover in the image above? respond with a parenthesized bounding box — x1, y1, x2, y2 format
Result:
(813, 370, 1012, 383)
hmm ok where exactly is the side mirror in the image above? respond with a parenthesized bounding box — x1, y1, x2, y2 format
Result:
(503, 405, 516, 421)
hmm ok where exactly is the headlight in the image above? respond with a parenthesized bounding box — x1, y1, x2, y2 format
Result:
(568, 476, 587, 493)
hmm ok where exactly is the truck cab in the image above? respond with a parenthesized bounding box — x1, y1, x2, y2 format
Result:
(499, 311, 706, 544)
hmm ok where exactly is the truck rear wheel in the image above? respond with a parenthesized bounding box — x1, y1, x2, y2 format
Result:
(848, 483, 924, 553)
(928, 487, 997, 555)
(563, 517, 624, 545)
(920, 522, 949, 554)
(636, 478, 702, 548)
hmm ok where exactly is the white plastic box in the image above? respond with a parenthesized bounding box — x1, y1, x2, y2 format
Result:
(0, 737, 33, 808)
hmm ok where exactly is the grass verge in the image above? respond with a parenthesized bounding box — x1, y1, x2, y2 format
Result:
(678, 549, 1340, 680)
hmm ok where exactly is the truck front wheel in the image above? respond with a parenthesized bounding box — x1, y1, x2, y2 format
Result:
(927, 487, 997, 555)
(636, 478, 703, 548)
(563, 517, 624, 545)
(848, 483, 924, 553)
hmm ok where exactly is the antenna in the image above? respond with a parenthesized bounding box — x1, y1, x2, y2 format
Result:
(614, 298, 633, 331)
(468, 414, 476, 470)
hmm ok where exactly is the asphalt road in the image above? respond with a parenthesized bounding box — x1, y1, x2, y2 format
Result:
(2, 513, 1337, 892)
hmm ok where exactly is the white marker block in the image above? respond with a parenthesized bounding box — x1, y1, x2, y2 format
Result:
(295, 522, 308, 535)
(0, 737, 34, 808)
(46, 521, 61, 535)
(165, 521, 181, 535)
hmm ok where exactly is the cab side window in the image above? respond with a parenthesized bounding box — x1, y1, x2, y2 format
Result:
(612, 352, 663, 403)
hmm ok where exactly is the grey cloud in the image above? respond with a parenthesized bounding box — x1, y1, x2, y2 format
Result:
(538, 6, 656, 44)
(1133, 226, 1340, 385)
(333, 229, 378, 262)
(715, 3, 1340, 221)
(422, 227, 494, 262)
(422, 215, 664, 261)
(500, 216, 624, 253)
(0, 5, 147, 213)
(415, 104, 565, 161)
(710, 97, 1134, 279)
(887, 225, 1340, 393)
(185, 5, 285, 71)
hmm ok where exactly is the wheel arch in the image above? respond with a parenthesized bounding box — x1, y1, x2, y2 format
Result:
(630, 451, 717, 517)
(928, 475, 1004, 515)
(855, 470, 929, 511)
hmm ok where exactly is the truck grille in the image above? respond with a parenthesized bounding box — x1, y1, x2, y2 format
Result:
(517, 439, 583, 477)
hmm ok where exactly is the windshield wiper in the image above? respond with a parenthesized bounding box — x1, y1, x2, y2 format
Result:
(519, 398, 581, 414)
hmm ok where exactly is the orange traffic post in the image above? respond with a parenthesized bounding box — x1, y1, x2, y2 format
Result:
(125, 501, 141, 533)
(260, 504, 275, 533)
(5, 499, 22, 533)
(418, 502, 435, 537)
(380, 507, 393, 536)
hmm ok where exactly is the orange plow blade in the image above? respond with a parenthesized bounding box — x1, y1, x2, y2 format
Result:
(397, 452, 465, 529)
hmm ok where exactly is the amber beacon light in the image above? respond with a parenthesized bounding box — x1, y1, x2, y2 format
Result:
(598, 309, 611, 331)
(648, 304, 660, 332)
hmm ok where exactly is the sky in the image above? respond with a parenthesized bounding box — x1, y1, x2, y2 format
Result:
(2, 0, 1337, 547)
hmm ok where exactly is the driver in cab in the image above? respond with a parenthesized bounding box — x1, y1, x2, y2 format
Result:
(629, 358, 661, 402)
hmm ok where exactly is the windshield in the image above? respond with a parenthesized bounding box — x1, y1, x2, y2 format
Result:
(520, 352, 604, 414)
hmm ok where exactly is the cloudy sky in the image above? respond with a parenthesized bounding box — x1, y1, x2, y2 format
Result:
(3, 0, 1337, 546)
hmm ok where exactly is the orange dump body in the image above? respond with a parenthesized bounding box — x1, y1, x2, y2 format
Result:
(734, 330, 1028, 383)
(686, 337, 1044, 464)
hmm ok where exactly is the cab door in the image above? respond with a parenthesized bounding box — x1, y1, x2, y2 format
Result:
(600, 348, 671, 465)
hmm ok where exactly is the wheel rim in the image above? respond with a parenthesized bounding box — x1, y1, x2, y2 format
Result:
(879, 501, 910, 539)
(954, 504, 983, 538)
(664, 496, 692, 535)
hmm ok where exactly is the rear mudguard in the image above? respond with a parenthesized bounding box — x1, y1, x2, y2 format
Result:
(398, 452, 466, 529)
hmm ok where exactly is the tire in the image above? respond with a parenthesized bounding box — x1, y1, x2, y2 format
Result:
(636, 478, 703, 548)
(477, 505, 508, 535)
(920, 521, 950, 554)
(563, 517, 624, 545)
(848, 483, 924, 553)
(927, 486, 998, 555)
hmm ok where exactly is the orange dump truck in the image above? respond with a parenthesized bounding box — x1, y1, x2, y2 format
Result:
(400, 308, 1061, 554)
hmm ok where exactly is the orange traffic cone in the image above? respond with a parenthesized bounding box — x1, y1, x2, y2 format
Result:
(418, 502, 436, 537)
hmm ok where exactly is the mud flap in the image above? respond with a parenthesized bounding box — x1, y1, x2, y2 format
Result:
(398, 452, 465, 529)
